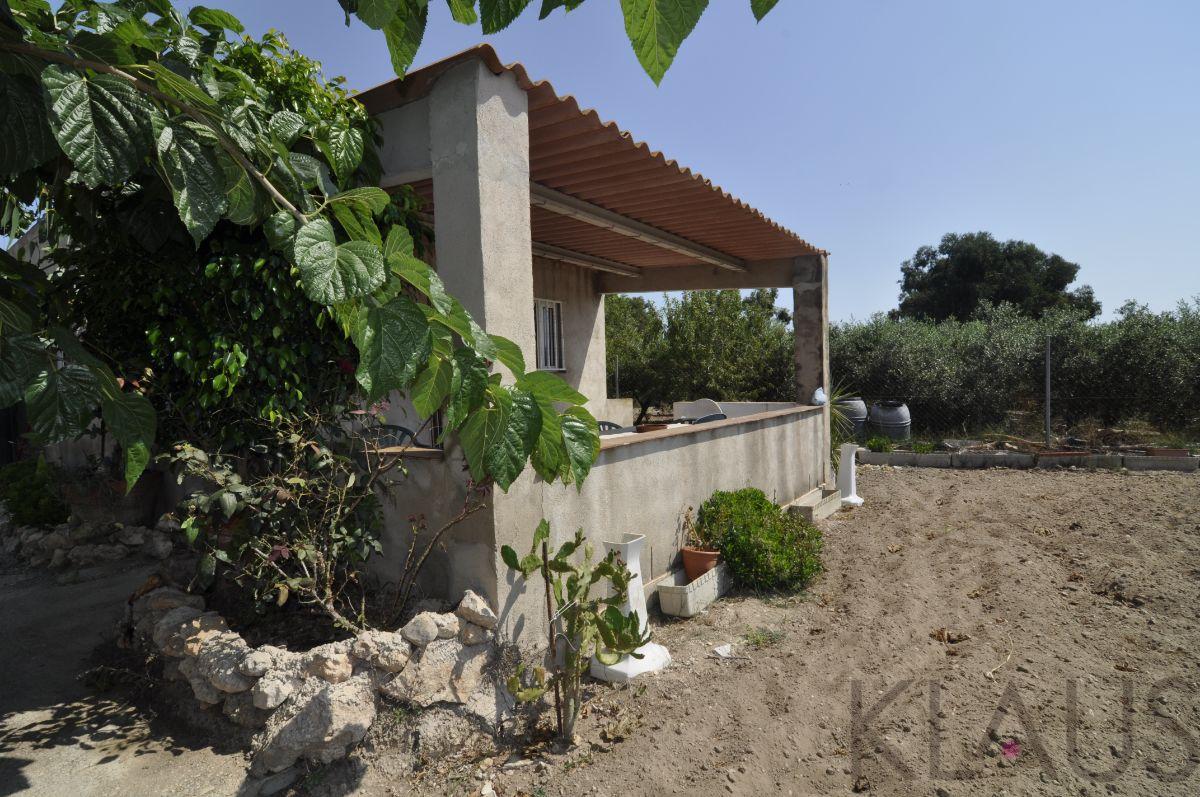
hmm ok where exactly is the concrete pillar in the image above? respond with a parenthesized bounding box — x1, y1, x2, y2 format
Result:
(423, 59, 536, 630)
(428, 59, 535, 365)
(793, 254, 831, 484)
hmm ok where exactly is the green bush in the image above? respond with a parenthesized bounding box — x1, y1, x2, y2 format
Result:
(0, 460, 68, 529)
(831, 299, 1200, 433)
(697, 488, 823, 592)
(720, 511, 823, 592)
(911, 441, 936, 454)
(865, 436, 894, 453)
(696, 488, 778, 549)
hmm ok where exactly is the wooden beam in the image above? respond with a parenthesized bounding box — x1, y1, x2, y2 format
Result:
(529, 183, 747, 272)
(532, 242, 642, 278)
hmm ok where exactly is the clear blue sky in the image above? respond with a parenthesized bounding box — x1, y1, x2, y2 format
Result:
(34, 1, 1200, 322)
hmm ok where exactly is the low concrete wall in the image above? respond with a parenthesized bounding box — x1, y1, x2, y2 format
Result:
(856, 450, 1196, 472)
(672, 400, 797, 420)
(492, 406, 826, 644)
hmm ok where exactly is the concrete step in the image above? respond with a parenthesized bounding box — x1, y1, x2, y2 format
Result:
(787, 485, 841, 522)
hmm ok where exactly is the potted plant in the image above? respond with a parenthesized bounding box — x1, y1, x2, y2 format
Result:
(680, 507, 721, 582)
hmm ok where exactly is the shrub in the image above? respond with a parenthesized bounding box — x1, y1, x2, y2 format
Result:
(696, 488, 778, 549)
(0, 460, 68, 529)
(866, 436, 894, 453)
(912, 441, 936, 454)
(720, 511, 823, 592)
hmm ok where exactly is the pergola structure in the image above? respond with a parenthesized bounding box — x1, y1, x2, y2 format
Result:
(357, 47, 833, 641)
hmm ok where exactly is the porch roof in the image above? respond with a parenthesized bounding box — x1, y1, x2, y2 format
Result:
(357, 45, 826, 276)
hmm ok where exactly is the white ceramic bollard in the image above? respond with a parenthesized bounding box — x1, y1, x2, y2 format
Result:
(590, 533, 671, 683)
(837, 442, 864, 507)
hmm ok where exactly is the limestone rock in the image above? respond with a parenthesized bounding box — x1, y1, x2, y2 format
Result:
(133, 587, 204, 625)
(306, 651, 352, 684)
(141, 531, 174, 560)
(195, 632, 255, 693)
(38, 531, 71, 552)
(240, 646, 287, 677)
(68, 543, 128, 566)
(252, 674, 376, 774)
(178, 656, 222, 705)
(400, 612, 440, 647)
(351, 630, 411, 673)
(115, 525, 146, 546)
(156, 611, 229, 658)
(455, 590, 498, 630)
(253, 670, 302, 710)
(48, 548, 68, 570)
(432, 612, 459, 639)
(379, 638, 491, 707)
(151, 606, 204, 651)
(223, 691, 271, 729)
(155, 515, 182, 534)
(458, 622, 493, 646)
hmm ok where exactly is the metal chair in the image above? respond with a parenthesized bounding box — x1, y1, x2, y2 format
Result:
(598, 421, 623, 432)
(690, 412, 727, 425)
(361, 424, 419, 449)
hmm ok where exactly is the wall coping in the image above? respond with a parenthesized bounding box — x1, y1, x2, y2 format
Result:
(598, 404, 823, 453)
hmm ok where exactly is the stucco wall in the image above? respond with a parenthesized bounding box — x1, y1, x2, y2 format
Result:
(490, 406, 825, 643)
(531, 255, 607, 406)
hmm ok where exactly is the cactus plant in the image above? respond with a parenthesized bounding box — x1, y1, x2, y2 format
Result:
(502, 520, 652, 740)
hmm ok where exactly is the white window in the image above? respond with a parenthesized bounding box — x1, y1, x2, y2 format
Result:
(534, 298, 565, 371)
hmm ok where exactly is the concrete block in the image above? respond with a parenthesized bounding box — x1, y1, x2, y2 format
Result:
(913, 452, 952, 468)
(657, 564, 733, 618)
(856, 451, 914, 466)
(1123, 455, 1198, 473)
(951, 452, 1035, 469)
(786, 486, 841, 522)
(1037, 452, 1089, 468)
(1085, 455, 1125, 470)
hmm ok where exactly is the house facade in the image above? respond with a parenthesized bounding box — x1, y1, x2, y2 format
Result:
(358, 47, 832, 643)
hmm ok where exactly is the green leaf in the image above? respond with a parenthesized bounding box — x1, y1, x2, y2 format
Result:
(218, 491, 237, 519)
(41, 64, 155, 187)
(538, 0, 583, 19)
(357, 0, 398, 28)
(264, 210, 300, 258)
(0, 72, 59, 174)
(123, 440, 150, 489)
(412, 355, 453, 417)
(560, 405, 600, 488)
(485, 387, 542, 490)
(447, 0, 479, 23)
(619, 0, 709, 84)
(516, 370, 587, 405)
(750, 0, 778, 22)
(0, 297, 33, 334)
(353, 297, 433, 399)
(24, 364, 101, 442)
(480, 0, 533, 33)
(157, 123, 227, 244)
(101, 388, 156, 447)
(532, 518, 550, 548)
(320, 122, 365, 183)
(141, 61, 219, 110)
(293, 219, 386, 304)
(445, 347, 489, 431)
(383, 224, 415, 258)
(382, 0, 429, 75)
(217, 152, 264, 226)
(187, 5, 245, 33)
(331, 201, 382, 248)
(268, 110, 306, 146)
(489, 335, 525, 375)
(459, 388, 507, 483)
(501, 543, 521, 571)
(329, 187, 390, 214)
(390, 252, 453, 315)
(0, 332, 48, 409)
(196, 553, 216, 589)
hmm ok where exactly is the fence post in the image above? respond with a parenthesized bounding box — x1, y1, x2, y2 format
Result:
(1044, 335, 1052, 448)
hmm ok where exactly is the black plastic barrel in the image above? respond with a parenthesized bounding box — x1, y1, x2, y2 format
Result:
(835, 397, 868, 436)
(869, 400, 912, 441)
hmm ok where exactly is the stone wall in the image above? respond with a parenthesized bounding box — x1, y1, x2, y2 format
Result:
(128, 585, 510, 776)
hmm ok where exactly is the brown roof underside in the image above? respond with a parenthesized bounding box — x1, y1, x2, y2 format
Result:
(357, 45, 826, 270)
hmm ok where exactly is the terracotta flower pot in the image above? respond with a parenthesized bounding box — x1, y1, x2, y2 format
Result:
(681, 546, 720, 583)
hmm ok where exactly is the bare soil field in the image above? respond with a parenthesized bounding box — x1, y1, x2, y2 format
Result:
(2, 467, 1198, 797)
(328, 466, 1200, 797)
